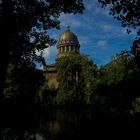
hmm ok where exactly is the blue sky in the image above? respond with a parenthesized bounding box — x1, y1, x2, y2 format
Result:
(43, 0, 136, 67)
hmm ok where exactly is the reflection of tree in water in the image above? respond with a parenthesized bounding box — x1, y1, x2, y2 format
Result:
(0, 105, 42, 140)
(38, 108, 86, 140)
(36, 107, 140, 139)
(1, 107, 140, 140)
(37, 107, 114, 140)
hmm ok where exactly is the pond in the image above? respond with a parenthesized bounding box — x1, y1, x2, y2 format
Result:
(0, 105, 140, 139)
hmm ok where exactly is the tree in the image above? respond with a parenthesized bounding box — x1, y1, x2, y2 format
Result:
(98, 1, 140, 113)
(98, 0, 140, 34)
(55, 55, 98, 105)
(0, 0, 85, 98)
(55, 55, 83, 104)
(98, 53, 139, 113)
(129, 38, 140, 68)
(82, 56, 98, 104)
(98, 0, 140, 68)
(3, 62, 45, 105)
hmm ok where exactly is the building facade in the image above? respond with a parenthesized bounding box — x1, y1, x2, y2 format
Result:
(57, 26, 80, 58)
(43, 26, 80, 89)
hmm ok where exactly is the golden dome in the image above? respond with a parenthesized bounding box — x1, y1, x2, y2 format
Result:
(57, 26, 80, 58)
(58, 26, 79, 45)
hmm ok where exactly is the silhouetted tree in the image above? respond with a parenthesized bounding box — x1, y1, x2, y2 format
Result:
(98, 0, 140, 68)
(98, 0, 140, 34)
(3, 62, 45, 105)
(0, 0, 84, 99)
(98, 0, 140, 113)
(98, 53, 139, 113)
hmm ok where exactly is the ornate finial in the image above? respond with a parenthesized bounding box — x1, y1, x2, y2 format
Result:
(66, 25, 70, 31)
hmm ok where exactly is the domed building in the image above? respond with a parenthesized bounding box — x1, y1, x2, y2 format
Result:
(57, 26, 80, 58)
(44, 26, 80, 89)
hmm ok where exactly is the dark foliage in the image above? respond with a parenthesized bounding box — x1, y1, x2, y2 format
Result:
(0, 0, 84, 97)
(98, 0, 140, 34)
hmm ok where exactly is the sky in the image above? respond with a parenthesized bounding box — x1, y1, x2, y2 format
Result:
(42, 0, 136, 67)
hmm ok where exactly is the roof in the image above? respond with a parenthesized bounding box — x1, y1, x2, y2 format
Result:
(58, 26, 79, 46)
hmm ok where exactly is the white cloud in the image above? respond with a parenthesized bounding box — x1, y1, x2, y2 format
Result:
(36, 46, 57, 59)
(43, 48, 51, 58)
(97, 21, 134, 39)
(44, 46, 57, 58)
(96, 40, 107, 49)
(48, 29, 60, 40)
(84, 0, 109, 15)
(59, 14, 82, 29)
(79, 36, 92, 46)
(35, 50, 40, 56)
(100, 23, 113, 31)
(120, 28, 137, 37)
(85, 0, 95, 11)
(44, 46, 57, 64)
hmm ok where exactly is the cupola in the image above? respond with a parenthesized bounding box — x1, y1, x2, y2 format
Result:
(57, 26, 80, 58)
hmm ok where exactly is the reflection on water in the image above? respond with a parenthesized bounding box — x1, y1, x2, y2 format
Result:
(0, 106, 140, 139)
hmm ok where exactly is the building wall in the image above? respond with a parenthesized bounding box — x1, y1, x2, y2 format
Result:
(43, 65, 58, 89)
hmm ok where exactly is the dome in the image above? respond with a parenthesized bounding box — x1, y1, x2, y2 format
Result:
(58, 26, 79, 46)
(57, 26, 80, 58)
